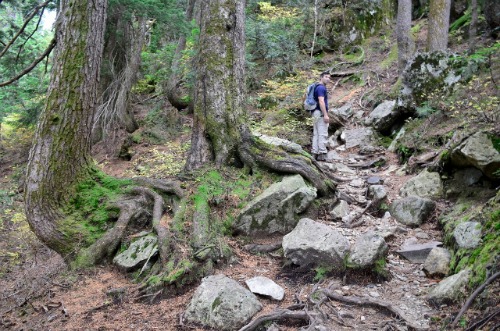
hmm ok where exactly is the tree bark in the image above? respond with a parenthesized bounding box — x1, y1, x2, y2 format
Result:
(396, 0, 414, 74)
(468, 0, 478, 53)
(185, 0, 246, 170)
(427, 0, 451, 51)
(24, 0, 107, 255)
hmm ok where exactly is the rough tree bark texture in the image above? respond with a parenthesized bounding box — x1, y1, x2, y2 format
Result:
(427, 0, 451, 51)
(468, 0, 478, 53)
(396, 0, 414, 74)
(185, 0, 246, 171)
(24, 0, 107, 255)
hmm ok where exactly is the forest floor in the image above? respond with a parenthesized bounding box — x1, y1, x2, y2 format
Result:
(0, 90, 467, 331)
(1, 24, 499, 331)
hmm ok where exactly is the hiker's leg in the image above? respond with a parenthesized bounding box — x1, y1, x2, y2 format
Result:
(318, 117, 329, 155)
(311, 110, 321, 154)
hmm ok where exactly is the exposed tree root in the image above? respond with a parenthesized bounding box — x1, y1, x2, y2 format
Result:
(322, 289, 428, 330)
(238, 129, 335, 196)
(243, 242, 282, 253)
(239, 309, 313, 331)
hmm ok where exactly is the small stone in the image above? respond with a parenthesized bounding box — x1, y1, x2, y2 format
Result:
(369, 291, 380, 297)
(367, 176, 383, 185)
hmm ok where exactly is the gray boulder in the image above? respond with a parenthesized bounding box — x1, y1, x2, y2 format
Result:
(245, 276, 284, 301)
(398, 51, 469, 110)
(347, 232, 388, 268)
(423, 247, 451, 276)
(365, 100, 398, 132)
(342, 128, 377, 149)
(397, 240, 442, 263)
(113, 233, 158, 271)
(330, 200, 350, 221)
(450, 132, 500, 180)
(400, 169, 443, 199)
(331, 102, 353, 119)
(390, 196, 436, 227)
(368, 185, 387, 201)
(453, 221, 482, 249)
(184, 274, 262, 330)
(283, 218, 350, 270)
(427, 269, 471, 304)
(233, 175, 316, 236)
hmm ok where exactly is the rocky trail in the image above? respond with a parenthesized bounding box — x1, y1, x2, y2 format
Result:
(1, 78, 499, 331)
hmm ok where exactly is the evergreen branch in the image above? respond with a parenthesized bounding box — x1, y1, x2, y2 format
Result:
(0, 0, 51, 59)
(0, 38, 55, 87)
(16, 5, 46, 64)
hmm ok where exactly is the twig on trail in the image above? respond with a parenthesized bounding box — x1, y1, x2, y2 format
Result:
(238, 309, 313, 331)
(322, 289, 429, 330)
(346, 200, 375, 228)
(465, 308, 500, 331)
(450, 270, 500, 329)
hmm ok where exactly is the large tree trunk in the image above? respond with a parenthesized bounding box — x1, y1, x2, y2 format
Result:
(468, 0, 478, 53)
(397, 0, 414, 74)
(24, 0, 107, 255)
(185, 0, 246, 170)
(427, 0, 451, 51)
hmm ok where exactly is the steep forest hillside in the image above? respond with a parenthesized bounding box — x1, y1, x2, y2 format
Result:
(0, 1, 499, 330)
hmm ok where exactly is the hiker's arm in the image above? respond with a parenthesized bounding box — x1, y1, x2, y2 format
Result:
(318, 97, 329, 123)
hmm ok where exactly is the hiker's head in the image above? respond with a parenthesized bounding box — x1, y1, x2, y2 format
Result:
(319, 71, 331, 84)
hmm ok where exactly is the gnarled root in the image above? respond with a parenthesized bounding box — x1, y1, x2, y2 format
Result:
(238, 129, 335, 196)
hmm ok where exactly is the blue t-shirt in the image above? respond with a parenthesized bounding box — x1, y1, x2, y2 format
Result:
(314, 84, 328, 111)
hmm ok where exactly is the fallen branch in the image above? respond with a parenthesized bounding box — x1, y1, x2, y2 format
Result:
(450, 270, 500, 329)
(323, 289, 429, 330)
(243, 242, 282, 253)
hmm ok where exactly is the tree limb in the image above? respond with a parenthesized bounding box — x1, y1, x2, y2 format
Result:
(450, 270, 500, 329)
(0, 38, 56, 87)
(0, 0, 51, 59)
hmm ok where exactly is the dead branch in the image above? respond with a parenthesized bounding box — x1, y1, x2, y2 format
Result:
(323, 289, 429, 330)
(450, 270, 500, 329)
(465, 308, 500, 331)
(239, 309, 313, 331)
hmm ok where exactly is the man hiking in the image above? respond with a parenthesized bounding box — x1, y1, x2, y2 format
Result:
(311, 71, 330, 161)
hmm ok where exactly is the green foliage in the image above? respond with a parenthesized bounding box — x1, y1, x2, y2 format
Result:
(313, 265, 332, 282)
(415, 102, 438, 118)
(0, 2, 53, 127)
(246, 2, 304, 82)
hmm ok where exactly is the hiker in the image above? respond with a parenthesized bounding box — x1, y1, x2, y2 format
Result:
(311, 71, 330, 161)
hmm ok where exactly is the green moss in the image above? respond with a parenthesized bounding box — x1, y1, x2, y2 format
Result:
(61, 169, 132, 248)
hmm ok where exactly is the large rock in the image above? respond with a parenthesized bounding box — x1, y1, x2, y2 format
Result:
(400, 169, 443, 199)
(347, 232, 388, 268)
(427, 269, 471, 304)
(330, 200, 350, 221)
(398, 51, 469, 110)
(423, 247, 451, 276)
(342, 128, 377, 149)
(233, 175, 316, 236)
(113, 234, 158, 271)
(450, 132, 500, 180)
(453, 221, 482, 249)
(397, 240, 442, 263)
(184, 274, 262, 331)
(245, 276, 284, 301)
(283, 218, 350, 270)
(390, 196, 436, 227)
(365, 100, 399, 133)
